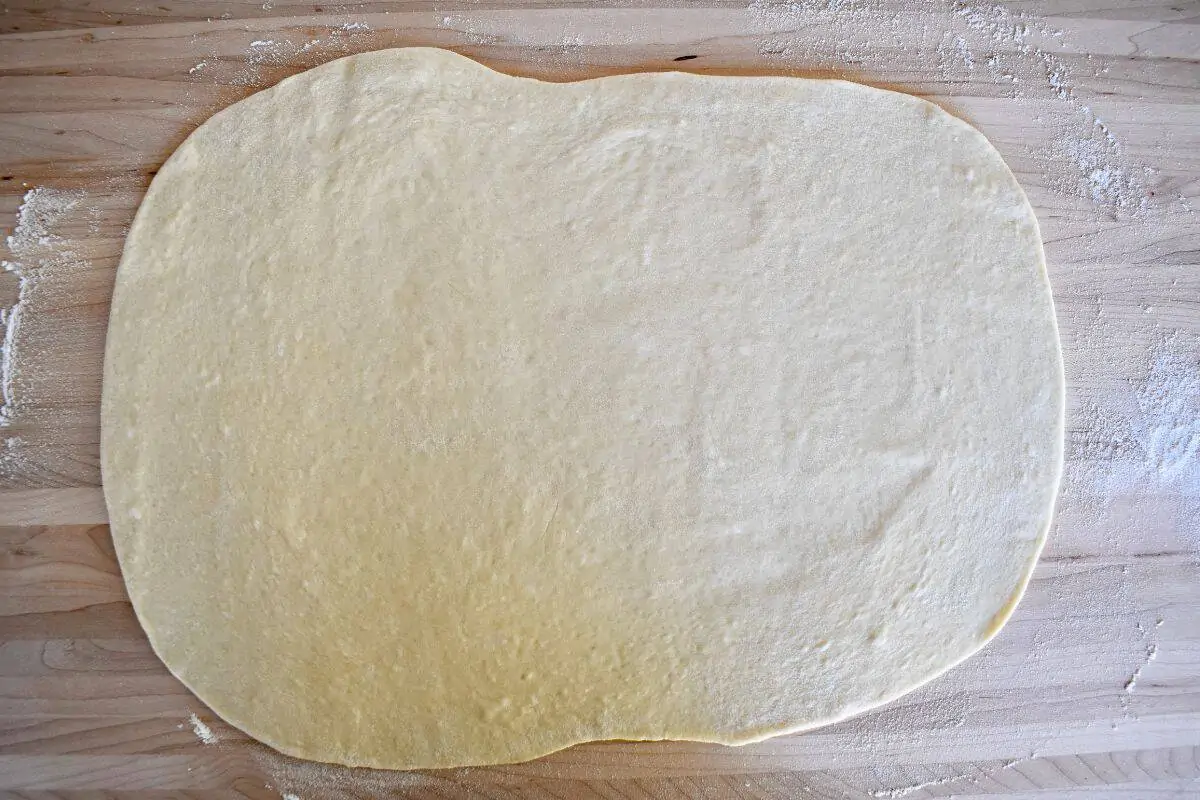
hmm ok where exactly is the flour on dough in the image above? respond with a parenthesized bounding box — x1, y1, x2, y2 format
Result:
(102, 47, 1064, 769)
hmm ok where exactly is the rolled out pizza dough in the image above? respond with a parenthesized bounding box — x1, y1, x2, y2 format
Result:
(102, 47, 1064, 769)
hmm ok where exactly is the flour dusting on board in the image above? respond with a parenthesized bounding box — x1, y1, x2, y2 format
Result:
(1136, 337, 1200, 483)
(187, 23, 377, 87)
(189, 712, 219, 745)
(251, 740, 436, 797)
(1123, 643, 1158, 692)
(746, 0, 1158, 215)
(864, 754, 1034, 797)
(1, 188, 84, 427)
(0, 186, 100, 485)
(870, 772, 973, 798)
(1068, 331, 1200, 537)
(951, 3, 1148, 209)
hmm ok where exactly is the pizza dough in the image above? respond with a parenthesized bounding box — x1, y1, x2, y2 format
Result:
(101, 47, 1063, 769)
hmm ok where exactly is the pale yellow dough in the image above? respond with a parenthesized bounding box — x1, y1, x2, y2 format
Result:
(102, 48, 1064, 769)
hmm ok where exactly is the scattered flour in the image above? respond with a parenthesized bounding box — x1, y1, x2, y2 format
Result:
(1, 187, 86, 428)
(187, 23, 377, 87)
(251, 738, 437, 798)
(1120, 620, 1163, 723)
(1123, 643, 1159, 692)
(870, 772, 973, 798)
(3, 187, 82, 253)
(189, 712, 219, 745)
(1134, 337, 1200, 482)
(746, 0, 1155, 215)
(944, 4, 1154, 213)
(1069, 331, 1200, 531)
(437, 14, 500, 47)
(866, 757, 1035, 798)
(1062, 326, 1194, 721)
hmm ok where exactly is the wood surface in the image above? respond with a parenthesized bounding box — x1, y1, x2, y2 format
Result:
(0, 1, 1197, 797)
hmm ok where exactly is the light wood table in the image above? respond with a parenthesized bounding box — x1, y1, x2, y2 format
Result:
(1, 2, 1196, 797)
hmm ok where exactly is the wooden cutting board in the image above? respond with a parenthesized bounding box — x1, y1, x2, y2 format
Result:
(1, 2, 1197, 798)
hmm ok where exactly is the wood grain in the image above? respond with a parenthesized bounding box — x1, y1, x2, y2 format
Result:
(0, 1, 1196, 797)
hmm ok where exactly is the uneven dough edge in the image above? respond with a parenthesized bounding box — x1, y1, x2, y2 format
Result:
(101, 46, 1065, 769)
